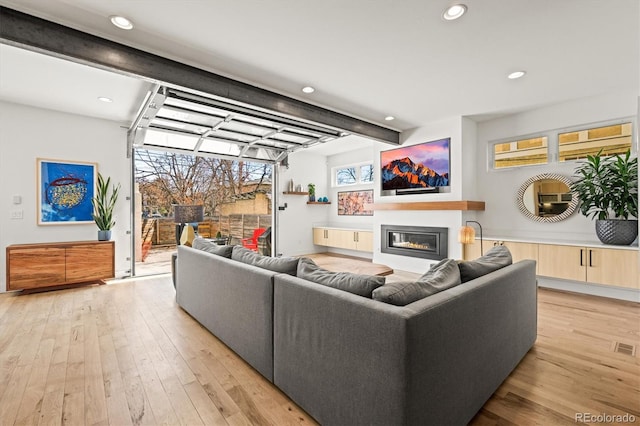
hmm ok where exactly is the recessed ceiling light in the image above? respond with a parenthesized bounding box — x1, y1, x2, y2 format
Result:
(302, 86, 315, 94)
(507, 71, 526, 80)
(98, 96, 113, 103)
(110, 15, 133, 30)
(384, 116, 395, 121)
(443, 4, 467, 21)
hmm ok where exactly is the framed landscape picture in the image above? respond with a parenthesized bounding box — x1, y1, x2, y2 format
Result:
(337, 189, 374, 216)
(37, 158, 97, 225)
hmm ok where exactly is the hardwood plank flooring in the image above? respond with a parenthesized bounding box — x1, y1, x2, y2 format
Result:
(0, 274, 637, 425)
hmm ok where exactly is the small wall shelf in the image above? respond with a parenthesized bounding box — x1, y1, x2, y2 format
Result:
(364, 200, 485, 211)
(283, 191, 309, 195)
(307, 201, 331, 205)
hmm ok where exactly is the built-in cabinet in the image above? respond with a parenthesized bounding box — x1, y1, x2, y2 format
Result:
(312, 227, 373, 252)
(6, 240, 115, 291)
(463, 238, 638, 289)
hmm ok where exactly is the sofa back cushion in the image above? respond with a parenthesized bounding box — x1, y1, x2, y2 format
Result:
(232, 246, 299, 276)
(457, 245, 512, 283)
(296, 257, 385, 298)
(192, 237, 234, 258)
(372, 258, 461, 306)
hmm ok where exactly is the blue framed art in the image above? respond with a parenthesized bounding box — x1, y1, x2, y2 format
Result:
(37, 158, 97, 225)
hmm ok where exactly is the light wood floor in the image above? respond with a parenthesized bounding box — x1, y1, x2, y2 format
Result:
(0, 275, 638, 426)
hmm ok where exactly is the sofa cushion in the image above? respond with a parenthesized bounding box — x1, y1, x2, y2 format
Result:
(458, 245, 512, 283)
(372, 258, 461, 306)
(192, 237, 234, 258)
(297, 257, 385, 298)
(232, 246, 299, 276)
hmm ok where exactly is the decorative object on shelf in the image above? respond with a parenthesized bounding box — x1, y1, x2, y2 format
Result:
(308, 183, 316, 202)
(37, 158, 97, 225)
(288, 179, 295, 192)
(571, 150, 638, 245)
(296, 184, 303, 192)
(337, 190, 374, 216)
(458, 220, 484, 255)
(92, 173, 120, 241)
(516, 173, 578, 223)
(320, 197, 329, 203)
(174, 204, 204, 246)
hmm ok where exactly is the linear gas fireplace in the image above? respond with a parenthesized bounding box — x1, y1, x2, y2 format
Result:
(381, 225, 448, 260)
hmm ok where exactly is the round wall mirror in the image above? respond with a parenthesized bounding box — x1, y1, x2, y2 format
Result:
(516, 173, 578, 223)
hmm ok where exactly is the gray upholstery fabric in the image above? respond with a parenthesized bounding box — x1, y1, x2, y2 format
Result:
(232, 246, 298, 276)
(192, 237, 234, 258)
(176, 246, 275, 381)
(372, 258, 461, 305)
(458, 244, 513, 283)
(273, 260, 537, 426)
(297, 257, 385, 298)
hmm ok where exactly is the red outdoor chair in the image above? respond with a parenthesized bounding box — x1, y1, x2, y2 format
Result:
(242, 228, 266, 252)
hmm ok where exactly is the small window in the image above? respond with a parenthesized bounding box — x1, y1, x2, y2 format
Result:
(336, 167, 357, 185)
(360, 164, 374, 183)
(558, 122, 632, 161)
(493, 136, 548, 169)
(334, 162, 374, 186)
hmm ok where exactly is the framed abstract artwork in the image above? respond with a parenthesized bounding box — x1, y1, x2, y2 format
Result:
(337, 189, 374, 216)
(37, 158, 97, 225)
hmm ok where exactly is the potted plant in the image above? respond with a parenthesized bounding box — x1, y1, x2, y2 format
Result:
(571, 150, 638, 245)
(92, 173, 121, 241)
(308, 183, 316, 202)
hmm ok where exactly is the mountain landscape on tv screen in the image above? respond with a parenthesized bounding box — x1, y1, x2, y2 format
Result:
(381, 156, 449, 190)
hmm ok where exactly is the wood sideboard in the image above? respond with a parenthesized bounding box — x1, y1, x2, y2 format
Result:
(463, 238, 639, 289)
(6, 240, 115, 291)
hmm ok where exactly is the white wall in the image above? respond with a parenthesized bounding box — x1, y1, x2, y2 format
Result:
(475, 91, 638, 242)
(0, 101, 132, 292)
(372, 116, 468, 273)
(276, 150, 329, 256)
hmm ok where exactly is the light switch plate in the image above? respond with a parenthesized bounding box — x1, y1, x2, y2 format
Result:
(10, 210, 23, 219)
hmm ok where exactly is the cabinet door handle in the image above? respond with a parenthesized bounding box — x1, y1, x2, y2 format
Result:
(579, 249, 584, 266)
(589, 249, 593, 267)
(493, 241, 498, 246)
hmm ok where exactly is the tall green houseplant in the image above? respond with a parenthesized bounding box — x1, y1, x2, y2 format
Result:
(92, 173, 121, 241)
(571, 150, 638, 245)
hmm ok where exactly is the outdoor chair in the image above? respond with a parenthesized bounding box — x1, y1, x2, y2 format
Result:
(242, 228, 266, 252)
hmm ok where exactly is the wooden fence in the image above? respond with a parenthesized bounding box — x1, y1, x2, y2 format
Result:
(142, 215, 272, 246)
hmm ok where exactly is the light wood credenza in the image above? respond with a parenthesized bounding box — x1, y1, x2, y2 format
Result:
(463, 237, 639, 290)
(6, 240, 115, 292)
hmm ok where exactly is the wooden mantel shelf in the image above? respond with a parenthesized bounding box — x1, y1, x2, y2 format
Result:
(364, 200, 485, 211)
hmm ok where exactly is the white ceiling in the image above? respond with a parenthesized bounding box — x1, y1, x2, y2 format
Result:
(0, 0, 638, 141)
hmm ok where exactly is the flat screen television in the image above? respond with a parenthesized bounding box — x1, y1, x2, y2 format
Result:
(380, 137, 450, 193)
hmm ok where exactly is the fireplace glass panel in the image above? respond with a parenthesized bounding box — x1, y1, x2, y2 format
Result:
(390, 232, 437, 253)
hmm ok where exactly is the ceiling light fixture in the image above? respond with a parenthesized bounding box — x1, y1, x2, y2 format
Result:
(110, 15, 133, 30)
(442, 4, 467, 21)
(302, 86, 315, 94)
(98, 96, 113, 103)
(507, 71, 526, 80)
(384, 116, 395, 121)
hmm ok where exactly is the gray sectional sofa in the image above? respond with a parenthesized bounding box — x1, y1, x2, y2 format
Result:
(176, 244, 537, 425)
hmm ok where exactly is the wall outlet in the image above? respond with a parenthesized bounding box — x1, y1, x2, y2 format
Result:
(10, 209, 23, 219)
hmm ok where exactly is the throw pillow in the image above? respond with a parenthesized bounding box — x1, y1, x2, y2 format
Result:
(192, 237, 234, 258)
(232, 246, 299, 276)
(457, 245, 512, 283)
(372, 258, 461, 306)
(296, 257, 385, 298)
